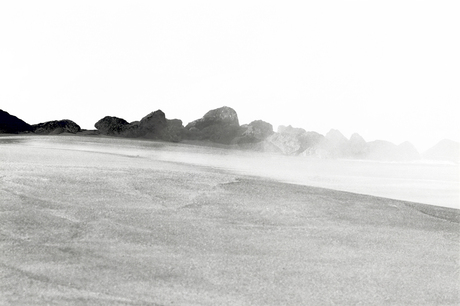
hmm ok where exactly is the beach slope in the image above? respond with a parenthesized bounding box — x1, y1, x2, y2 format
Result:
(0, 136, 459, 305)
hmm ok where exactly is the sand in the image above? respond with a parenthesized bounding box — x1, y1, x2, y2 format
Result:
(0, 135, 459, 305)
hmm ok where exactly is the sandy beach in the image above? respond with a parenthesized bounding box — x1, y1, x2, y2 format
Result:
(1, 135, 459, 305)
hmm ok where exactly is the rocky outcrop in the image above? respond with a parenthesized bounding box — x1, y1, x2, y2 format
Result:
(94, 110, 184, 142)
(346, 133, 368, 158)
(137, 110, 183, 142)
(94, 116, 130, 135)
(423, 139, 459, 163)
(235, 120, 274, 144)
(262, 125, 326, 156)
(318, 129, 348, 158)
(397, 141, 420, 161)
(264, 132, 301, 155)
(185, 106, 240, 144)
(0, 110, 33, 133)
(32, 120, 81, 134)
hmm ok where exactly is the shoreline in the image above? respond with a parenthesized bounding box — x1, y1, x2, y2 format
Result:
(0, 140, 458, 304)
(1, 133, 459, 210)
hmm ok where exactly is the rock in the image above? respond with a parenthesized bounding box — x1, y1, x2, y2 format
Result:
(235, 120, 274, 144)
(94, 116, 129, 135)
(423, 139, 459, 163)
(137, 110, 184, 142)
(94, 111, 184, 142)
(397, 141, 420, 161)
(160, 118, 184, 143)
(265, 126, 326, 156)
(138, 110, 168, 136)
(277, 125, 306, 136)
(185, 106, 240, 144)
(264, 131, 302, 155)
(32, 119, 81, 134)
(346, 133, 368, 158)
(0, 109, 33, 133)
(298, 131, 325, 151)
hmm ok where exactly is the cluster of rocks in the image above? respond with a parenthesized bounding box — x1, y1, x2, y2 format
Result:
(1, 110, 80, 135)
(261, 126, 421, 161)
(1, 107, 458, 162)
(93, 106, 275, 145)
(94, 110, 183, 142)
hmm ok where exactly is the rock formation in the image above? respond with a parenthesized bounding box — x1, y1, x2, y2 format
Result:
(346, 133, 368, 158)
(32, 120, 81, 134)
(94, 116, 130, 135)
(94, 110, 184, 142)
(423, 139, 459, 163)
(185, 106, 240, 144)
(235, 120, 274, 144)
(0, 109, 33, 133)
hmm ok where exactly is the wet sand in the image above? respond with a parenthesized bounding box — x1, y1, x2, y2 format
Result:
(1, 136, 459, 305)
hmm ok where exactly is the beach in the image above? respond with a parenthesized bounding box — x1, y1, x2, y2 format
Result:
(1, 135, 459, 305)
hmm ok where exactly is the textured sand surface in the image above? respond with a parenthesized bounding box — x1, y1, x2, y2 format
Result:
(1, 136, 459, 305)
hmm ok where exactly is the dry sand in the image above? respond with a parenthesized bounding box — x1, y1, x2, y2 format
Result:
(0, 135, 459, 305)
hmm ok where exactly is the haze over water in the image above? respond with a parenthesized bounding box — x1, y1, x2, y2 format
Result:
(15, 136, 459, 210)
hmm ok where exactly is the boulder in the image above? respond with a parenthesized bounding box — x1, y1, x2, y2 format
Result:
(298, 131, 325, 151)
(0, 109, 33, 133)
(235, 120, 274, 144)
(94, 111, 184, 142)
(265, 126, 326, 156)
(32, 119, 81, 134)
(94, 116, 129, 135)
(138, 110, 184, 142)
(185, 106, 240, 144)
(138, 110, 168, 136)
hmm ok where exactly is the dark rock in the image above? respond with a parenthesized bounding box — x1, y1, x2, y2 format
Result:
(138, 110, 168, 136)
(94, 116, 129, 135)
(94, 111, 184, 142)
(185, 106, 240, 144)
(137, 110, 184, 142)
(32, 119, 81, 134)
(0, 109, 33, 133)
(423, 139, 459, 163)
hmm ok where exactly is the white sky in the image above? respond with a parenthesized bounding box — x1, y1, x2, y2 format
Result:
(1, 1, 458, 151)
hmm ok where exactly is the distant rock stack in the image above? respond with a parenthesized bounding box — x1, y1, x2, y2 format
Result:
(367, 140, 420, 161)
(32, 120, 81, 135)
(423, 139, 459, 163)
(0, 109, 33, 133)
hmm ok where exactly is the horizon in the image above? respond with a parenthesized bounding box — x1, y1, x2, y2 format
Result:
(1, 1, 459, 152)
